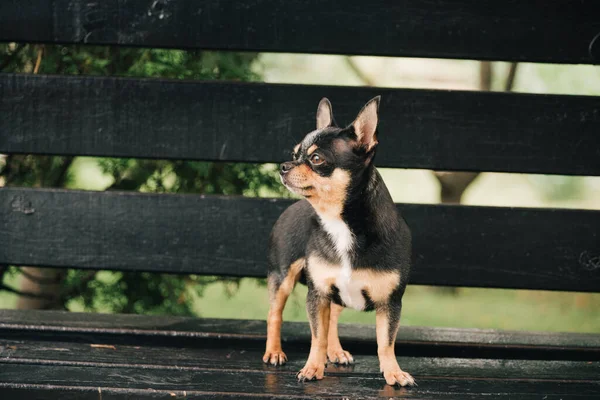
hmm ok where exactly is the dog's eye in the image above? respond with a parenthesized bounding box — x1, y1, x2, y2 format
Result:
(310, 153, 324, 165)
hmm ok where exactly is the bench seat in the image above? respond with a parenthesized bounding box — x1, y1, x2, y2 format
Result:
(1, 310, 599, 399)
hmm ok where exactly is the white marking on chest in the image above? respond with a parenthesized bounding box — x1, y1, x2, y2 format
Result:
(319, 217, 365, 310)
(320, 217, 353, 256)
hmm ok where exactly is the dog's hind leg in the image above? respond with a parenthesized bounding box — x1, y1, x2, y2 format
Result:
(327, 302, 354, 365)
(263, 258, 304, 365)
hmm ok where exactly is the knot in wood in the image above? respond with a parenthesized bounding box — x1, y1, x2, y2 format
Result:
(589, 32, 600, 63)
(579, 251, 600, 271)
(10, 195, 35, 215)
(148, 0, 170, 20)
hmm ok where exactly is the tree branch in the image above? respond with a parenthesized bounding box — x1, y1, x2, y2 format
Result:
(344, 57, 376, 86)
(54, 156, 75, 187)
(18, 268, 62, 285)
(505, 62, 519, 92)
(479, 62, 493, 91)
(0, 284, 56, 300)
(33, 45, 44, 74)
(0, 265, 7, 285)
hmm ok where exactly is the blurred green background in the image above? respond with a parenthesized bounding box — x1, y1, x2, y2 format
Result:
(1, 45, 599, 333)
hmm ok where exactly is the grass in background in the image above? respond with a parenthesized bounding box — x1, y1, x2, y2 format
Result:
(191, 279, 600, 333)
(0, 273, 19, 309)
(5, 270, 598, 334)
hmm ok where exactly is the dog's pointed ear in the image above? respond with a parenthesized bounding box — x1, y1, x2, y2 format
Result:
(351, 96, 380, 151)
(316, 97, 336, 129)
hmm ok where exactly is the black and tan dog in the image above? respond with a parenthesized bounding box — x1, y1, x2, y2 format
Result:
(263, 96, 415, 387)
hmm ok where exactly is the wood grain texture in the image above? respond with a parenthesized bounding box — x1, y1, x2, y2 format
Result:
(2, 338, 599, 381)
(2, 74, 600, 176)
(1, 0, 600, 63)
(1, 363, 599, 399)
(1, 310, 599, 361)
(2, 311, 599, 397)
(2, 188, 599, 292)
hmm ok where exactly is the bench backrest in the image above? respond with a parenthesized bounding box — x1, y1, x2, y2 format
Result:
(1, 0, 599, 293)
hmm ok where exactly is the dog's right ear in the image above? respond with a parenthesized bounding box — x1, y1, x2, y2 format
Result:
(316, 97, 336, 129)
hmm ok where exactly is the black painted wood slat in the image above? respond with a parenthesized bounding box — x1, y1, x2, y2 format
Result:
(2, 338, 599, 381)
(1, 0, 600, 64)
(2, 74, 600, 176)
(2, 311, 599, 397)
(1, 363, 599, 399)
(1, 310, 599, 361)
(1, 189, 599, 293)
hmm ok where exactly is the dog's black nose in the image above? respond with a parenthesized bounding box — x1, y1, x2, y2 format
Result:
(280, 162, 294, 174)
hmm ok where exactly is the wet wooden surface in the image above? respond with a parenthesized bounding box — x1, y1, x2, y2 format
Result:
(1, 336, 599, 399)
(1, 310, 599, 356)
(2, 337, 599, 381)
(0, 310, 600, 358)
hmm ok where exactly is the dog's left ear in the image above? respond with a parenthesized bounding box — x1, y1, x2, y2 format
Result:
(351, 96, 380, 152)
(316, 97, 336, 129)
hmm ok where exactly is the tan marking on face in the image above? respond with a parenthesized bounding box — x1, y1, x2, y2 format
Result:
(293, 144, 301, 154)
(307, 255, 400, 305)
(307, 144, 318, 155)
(284, 163, 309, 189)
(307, 169, 350, 220)
(284, 165, 351, 221)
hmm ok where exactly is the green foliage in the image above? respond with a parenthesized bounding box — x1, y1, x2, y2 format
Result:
(0, 155, 74, 188)
(2, 43, 259, 81)
(527, 175, 584, 201)
(0, 43, 283, 315)
(64, 270, 238, 316)
(97, 158, 281, 196)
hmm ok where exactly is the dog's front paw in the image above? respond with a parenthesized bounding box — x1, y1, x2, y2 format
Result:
(327, 345, 354, 365)
(297, 361, 325, 382)
(380, 361, 416, 387)
(262, 348, 288, 366)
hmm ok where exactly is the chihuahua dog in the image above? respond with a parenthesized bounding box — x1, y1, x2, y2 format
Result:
(263, 96, 414, 387)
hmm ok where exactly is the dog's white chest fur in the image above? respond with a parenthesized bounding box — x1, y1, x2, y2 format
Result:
(319, 217, 365, 310)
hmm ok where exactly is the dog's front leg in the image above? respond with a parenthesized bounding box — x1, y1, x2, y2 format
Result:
(297, 288, 330, 381)
(327, 302, 354, 365)
(376, 303, 415, 387)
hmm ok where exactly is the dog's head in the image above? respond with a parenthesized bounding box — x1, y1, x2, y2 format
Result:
(280, 96, 380, 217)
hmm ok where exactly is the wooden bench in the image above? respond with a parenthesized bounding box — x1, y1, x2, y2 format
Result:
(1, 1, 600, 398)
